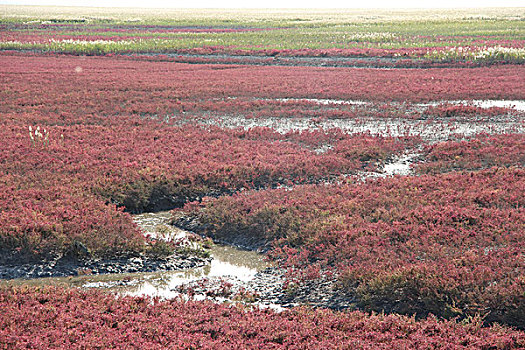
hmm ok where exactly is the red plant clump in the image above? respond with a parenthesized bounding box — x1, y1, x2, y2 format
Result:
(0, 112, 407, 261)
(181, 168, 525, 327)
(417, 134, 525, 174)
(1, 286, 524, 349)
(424, 103, 513, 118)
(0, 183, 144, 260)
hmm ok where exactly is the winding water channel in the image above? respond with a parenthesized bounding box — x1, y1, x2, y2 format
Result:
(2, 211, 271, 301)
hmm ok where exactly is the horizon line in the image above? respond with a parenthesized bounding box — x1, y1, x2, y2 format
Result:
(2, 4, 525, 9)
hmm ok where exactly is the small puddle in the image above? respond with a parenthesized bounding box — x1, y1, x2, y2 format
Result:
(383, 152, 418, 176)
(2, 211, 270, 301)
(354, 151, 419, 181)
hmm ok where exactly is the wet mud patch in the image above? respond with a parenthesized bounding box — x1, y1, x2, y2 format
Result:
(0, 251, 210, 280)
(194, 113, 524, 143)
(175, 98, 524, 143)
(169, 213, 358, 310)
(176, 267, 354, 311)
(355, 150, 420, 180)
(127, 53, 507, 69)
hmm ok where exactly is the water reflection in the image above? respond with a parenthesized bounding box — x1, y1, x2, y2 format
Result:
(97, 243, 269, 299)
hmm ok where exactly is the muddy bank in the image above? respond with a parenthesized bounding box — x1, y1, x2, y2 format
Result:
(0, 251, 210, 280)
(176, 267, 354, 311)
(131, 208, 353, 309)
(0, 49, 457, 69)
(130, 53, 411, 69)
(170, 213, 356, 310)
(6, 50, 509, 69)
(126, 53, 519, 69)
(0, 211, 211, 280)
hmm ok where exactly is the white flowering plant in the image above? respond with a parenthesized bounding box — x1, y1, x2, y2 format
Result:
(29, 125, 50, 147)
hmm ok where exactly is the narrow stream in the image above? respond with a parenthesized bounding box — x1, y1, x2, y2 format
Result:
(2, 211, 270, 301)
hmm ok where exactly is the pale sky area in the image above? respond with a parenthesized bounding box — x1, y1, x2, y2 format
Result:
(1, 0, 524, 8)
